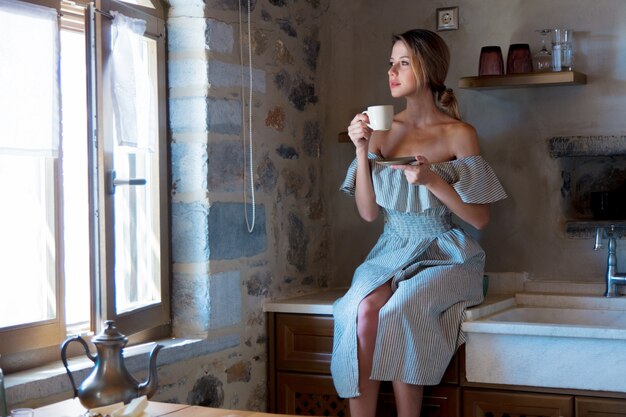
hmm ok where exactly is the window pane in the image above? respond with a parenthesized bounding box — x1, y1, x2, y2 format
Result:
(0, 0, 59, 155)
(113, 36, 161, 314)
(61, 29, 90, 328)
(0, 156, 56, 327)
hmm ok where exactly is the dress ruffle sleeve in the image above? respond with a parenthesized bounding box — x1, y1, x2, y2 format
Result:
(339, 154, 507, 214)
(430, 155, 508, 204)
(338, 153, 378, 196)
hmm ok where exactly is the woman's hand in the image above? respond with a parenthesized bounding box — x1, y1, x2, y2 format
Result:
(347, 113, 372, 152)
(392, 155, 434, 185)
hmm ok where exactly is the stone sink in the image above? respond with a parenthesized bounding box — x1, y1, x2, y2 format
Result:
(462, 292, 626, 393)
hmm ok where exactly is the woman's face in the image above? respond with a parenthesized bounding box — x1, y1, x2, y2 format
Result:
(388, 40, 418, 98)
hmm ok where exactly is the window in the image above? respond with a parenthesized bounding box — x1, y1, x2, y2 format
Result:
(0, 0, 169, 372)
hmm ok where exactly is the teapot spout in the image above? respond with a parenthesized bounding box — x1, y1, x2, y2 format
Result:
(137, 344, 163, 399)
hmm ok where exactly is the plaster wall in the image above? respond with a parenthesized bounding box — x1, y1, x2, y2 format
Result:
(319, 0, 626, 287)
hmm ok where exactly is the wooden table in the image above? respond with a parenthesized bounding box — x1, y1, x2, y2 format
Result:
(34, 398, 298, 417)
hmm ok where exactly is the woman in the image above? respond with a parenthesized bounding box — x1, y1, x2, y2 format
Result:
(331, 29, 507, 417)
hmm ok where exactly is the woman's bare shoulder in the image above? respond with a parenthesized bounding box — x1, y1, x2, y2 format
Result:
(443, 120, 480, 158)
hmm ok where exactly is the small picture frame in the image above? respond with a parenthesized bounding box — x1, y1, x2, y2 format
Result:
(436, 6, 459, 31)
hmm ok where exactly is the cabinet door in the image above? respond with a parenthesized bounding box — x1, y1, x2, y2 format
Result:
(463, 389, 573, 417)
(277, 372, 350, 416)
(576, 396, 626, 417)
(277, 372, 459, 417)
(378, 385, 460, 417)
(276, 313, 334, 373)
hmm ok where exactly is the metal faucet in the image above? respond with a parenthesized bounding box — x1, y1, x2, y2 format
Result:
(594, 225, 626, 297)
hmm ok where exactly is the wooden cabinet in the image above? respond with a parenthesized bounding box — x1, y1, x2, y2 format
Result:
(269, 312, 460, 417)
(268, 310, 626, 417)
(463, 389, 573, 417)
(276, 313, 333, 374)
(576, 396, 626, 417)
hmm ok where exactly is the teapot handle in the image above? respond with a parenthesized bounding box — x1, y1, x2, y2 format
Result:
(60, 336, 97, 397)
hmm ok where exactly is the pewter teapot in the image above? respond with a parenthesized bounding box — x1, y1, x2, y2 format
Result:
(61, 320, 163, 409)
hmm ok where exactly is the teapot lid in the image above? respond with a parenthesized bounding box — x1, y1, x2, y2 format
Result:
(92, 320, 128, 344)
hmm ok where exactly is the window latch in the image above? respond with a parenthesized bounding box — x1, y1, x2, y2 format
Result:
(106, 170, 147, 195)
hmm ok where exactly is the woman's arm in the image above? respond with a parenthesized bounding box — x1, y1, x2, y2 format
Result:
(347, 113, 380, 222)
(419, 169, 490, 230)
(393, 123, 490, 230)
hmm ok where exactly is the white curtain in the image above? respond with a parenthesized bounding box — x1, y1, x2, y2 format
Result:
(0, 0, 59, 156)
(110, 10, 155, 151)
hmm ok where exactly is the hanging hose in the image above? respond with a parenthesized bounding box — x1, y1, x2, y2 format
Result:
(239, 0, 255, 233)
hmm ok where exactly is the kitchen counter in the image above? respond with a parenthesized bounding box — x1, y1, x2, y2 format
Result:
(262, 286, 512, 316)
(263, 277, 626, 394)
(263, 288, 347, 315)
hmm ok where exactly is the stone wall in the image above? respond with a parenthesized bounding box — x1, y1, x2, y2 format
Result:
(163, 0, 329, 410)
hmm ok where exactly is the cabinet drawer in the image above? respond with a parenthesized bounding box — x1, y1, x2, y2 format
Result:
(463, 389, 573, 417)
(276, 313, 334, 373)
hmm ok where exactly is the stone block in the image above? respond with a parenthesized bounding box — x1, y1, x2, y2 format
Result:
(287, 212, 308, 271)
(206, 18, 235, 53)
(170, 97, 208, 133)
(208, 202, 266, 259)
(276, 145, 299, 159)
(172, 271, 210, 334)
(206, 97, 242, 135)
(302, 120, 321, 158)
(171, 201, 210, 263)
(187, 375, 224, 407)
(169, 59, 208, 89)
(208, 271, 241, 329)
(273, 70, 318, 111)
(205, 0, 257, 12)
(207, 140, 243, 192)
(171, 142, 208, 194)
(256, 152, 278, 193)
(209, 60, 266, 93)
(168, 18, 206, 52)
(168, 0, 206, 18)
(225, 360, 251, 383)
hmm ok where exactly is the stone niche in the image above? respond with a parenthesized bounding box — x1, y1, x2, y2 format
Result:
(547, 136, 626, 237)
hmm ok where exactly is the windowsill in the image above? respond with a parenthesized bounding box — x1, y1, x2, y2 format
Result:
(5, 335, 240, 407)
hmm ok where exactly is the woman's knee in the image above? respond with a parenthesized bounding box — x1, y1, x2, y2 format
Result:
(357, 286, 392, 330)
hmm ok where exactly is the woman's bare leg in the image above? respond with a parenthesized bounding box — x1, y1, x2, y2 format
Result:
(349, 283, 393, 417)
(392, 381, 423, 417)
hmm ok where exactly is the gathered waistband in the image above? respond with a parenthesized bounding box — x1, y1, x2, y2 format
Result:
(383, 211, 453, 238)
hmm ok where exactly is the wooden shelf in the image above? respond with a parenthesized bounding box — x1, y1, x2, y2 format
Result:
(338, 131, 350, 143)
(458, 71, 587, 90)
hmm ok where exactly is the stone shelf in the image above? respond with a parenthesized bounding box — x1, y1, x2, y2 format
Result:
(565, 221, 626, 239)
(547, 135, 626, 158)
(458, 71, 586, 90)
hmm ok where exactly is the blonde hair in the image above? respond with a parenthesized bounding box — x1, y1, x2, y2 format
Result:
(392, 29, 460, 120)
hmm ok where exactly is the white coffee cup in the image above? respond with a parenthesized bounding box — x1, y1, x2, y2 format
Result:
(363, 105, 393, 131)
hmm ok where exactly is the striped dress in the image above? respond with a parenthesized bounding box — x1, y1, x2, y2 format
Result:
(331, 154, 507, 398)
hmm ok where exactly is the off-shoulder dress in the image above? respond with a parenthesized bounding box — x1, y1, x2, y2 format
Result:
(331, 154, 507, 398)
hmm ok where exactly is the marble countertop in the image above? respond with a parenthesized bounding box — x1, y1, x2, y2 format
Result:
(262, 287, 513, 316)
(263, 288, 347, 315)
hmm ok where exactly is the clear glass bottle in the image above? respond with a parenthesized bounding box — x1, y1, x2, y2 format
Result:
(533, 29, 552, 72)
